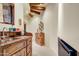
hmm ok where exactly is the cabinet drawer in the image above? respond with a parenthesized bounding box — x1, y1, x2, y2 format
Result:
(3, 41, 26, 56)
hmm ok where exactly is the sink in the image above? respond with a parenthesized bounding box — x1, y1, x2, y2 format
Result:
(0, 36, 14, 43)
(0, 36, 8, 39)
(14, 37, 20, 39)
(0, 36, 24, 44)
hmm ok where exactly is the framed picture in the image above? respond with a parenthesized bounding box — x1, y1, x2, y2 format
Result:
(3, 3, 14, 24)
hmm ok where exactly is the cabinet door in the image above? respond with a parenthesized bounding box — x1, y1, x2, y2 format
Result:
(26, 45, 32, 56)
(12, 51, 21, 56)
(27, 52, 32, 56)
(3, 41, 26, 56)
(26, 38, 32, 56)
(13, 48, 26, 56)
(19, 48, 26, 56)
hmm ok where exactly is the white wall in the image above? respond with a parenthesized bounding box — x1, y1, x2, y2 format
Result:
(58, 3, 79, 52)
(15, 3, 24, 34)
(42, 3, 58, 55)
(0, 4, 3, 22)
(26, 16, 40, 41)
(26, 3, 58, 55)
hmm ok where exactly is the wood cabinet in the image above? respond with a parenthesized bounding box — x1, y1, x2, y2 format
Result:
(0, 36, 32, 56)
(3, 41, 26, 56)
(35, 32, 45, 46)
(26, 38, 32, 56)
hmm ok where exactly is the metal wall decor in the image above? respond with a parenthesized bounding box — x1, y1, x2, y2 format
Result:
(38, 21, 44, 32)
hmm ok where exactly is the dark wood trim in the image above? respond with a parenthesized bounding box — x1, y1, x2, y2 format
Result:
(30, 9, 40, 14)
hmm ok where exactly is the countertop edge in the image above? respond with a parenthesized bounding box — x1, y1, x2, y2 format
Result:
(0, 36, 32, 47)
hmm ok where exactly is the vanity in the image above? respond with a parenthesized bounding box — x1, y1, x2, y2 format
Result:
(0, 32, 32, 56)
(0, 3, 33, 56)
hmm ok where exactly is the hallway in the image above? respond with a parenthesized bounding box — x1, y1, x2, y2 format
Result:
(32, 41, 56, 56)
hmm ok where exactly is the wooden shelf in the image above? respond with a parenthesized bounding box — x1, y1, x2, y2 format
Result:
(30, 3, 46, 15)
(31, 4, 46, 8)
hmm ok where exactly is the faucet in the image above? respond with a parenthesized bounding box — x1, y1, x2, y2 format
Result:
(0, 27, 8, 43)
(2, 27, 8, 38)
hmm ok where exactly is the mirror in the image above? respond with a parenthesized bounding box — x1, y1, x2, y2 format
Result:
(0, 3, 14, 25)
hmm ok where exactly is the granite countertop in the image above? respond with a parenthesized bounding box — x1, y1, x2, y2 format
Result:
(0, 36, 32, 47)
